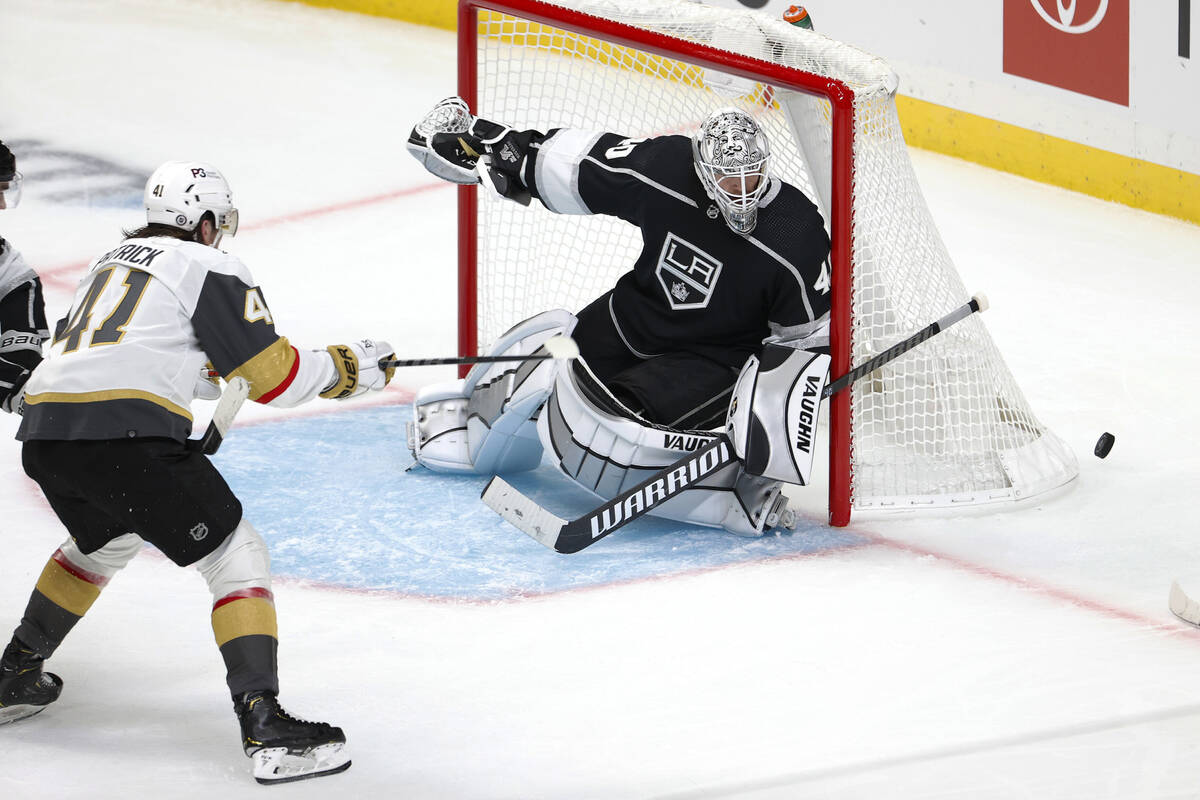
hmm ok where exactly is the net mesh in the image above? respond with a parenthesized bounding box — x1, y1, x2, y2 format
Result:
(469, 0, 1077, 512)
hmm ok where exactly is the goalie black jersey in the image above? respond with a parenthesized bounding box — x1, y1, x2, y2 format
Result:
(520, 130, 831, 369)
(19, 236, 335, 443)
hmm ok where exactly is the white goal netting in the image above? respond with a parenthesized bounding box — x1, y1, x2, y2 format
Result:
(464, 0, 1078, 519)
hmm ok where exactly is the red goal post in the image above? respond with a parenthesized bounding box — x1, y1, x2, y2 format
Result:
(455, 0, 1078, 526)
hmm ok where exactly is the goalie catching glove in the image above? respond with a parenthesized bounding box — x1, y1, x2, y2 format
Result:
(320, 339, 396, 400)
(406, 96, 536, 203)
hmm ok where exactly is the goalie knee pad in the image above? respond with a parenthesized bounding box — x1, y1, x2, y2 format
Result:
(408, 310, 577, 474)
(539, 360, 793, 536)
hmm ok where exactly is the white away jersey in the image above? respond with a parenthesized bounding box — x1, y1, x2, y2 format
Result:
(20, 236, 335, 442)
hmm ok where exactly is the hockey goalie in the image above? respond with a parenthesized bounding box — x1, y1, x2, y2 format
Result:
(405, 97, 835, 537)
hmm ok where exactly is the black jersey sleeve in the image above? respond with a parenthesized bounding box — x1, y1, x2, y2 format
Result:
(758, 188, 833, 348)
(0, 245, 49, 410)
(524, 131, 689, 226)
(0, 276, 49, 368)
(768, 266, 831, 352)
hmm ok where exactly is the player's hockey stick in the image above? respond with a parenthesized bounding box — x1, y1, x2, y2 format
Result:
(379, 334, 578, 368)
(1169, 581, 1200, 627)
(188, 376, 250, 456)
(483, 294, 989, 553)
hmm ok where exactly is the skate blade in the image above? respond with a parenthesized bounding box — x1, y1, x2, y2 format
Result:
(252, 743, 351, 784)
(0, 703, 49, 726)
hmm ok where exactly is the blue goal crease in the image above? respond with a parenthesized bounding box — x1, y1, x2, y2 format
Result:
(214, 406, 860, 600)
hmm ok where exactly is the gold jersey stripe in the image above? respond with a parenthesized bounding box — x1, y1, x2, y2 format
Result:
(211, 596, 278, 647)
(35, 559, 103, 617)
(228, 337, 297, 402)
(23, 389, 193, 421)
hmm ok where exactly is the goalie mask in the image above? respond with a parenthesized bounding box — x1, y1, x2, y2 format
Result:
(144, 160, 239, 244)
(693, 108, 771, 235)
(0, 140, 20, 210)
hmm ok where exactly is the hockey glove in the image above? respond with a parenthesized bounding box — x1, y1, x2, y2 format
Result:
(406, 96, 535, 203)
(478, 127, 537, 206)
(320, 339, 396, 400)
(194, 362, 222, 401)
(0, 331, 43, 415)
(407, 96, 498, 184)
(0, 358, 32, 414)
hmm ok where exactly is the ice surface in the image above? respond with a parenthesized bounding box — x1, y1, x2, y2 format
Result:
(218, 405, 861, 598)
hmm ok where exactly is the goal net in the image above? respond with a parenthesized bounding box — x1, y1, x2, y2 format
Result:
(457, 0, 1078, 525)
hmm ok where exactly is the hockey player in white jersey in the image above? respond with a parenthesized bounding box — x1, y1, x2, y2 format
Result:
(0, 140, 49, 416)
(405, 99, 832, 538)
(0, 161, 393, 784)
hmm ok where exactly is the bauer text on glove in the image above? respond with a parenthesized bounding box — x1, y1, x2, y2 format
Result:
(319, 339, 396, 400)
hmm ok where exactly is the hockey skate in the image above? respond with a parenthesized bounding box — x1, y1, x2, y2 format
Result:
(0, 638, 63, 725)
(235, 690, 351, 784)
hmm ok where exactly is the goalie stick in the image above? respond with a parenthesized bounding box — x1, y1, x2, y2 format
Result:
(822, 294, 987, 398)
(483, 294, 989, 553)
(188, 376, 250, 456)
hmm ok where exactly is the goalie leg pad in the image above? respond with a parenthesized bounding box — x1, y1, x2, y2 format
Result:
(538, 360, 792, 536)
(408, 310, 577, 474)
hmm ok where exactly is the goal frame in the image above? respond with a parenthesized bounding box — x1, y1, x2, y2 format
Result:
(458, 0, 860, 527)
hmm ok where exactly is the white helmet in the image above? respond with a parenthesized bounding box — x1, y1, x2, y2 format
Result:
(144, 161, 239, 242)
(692, 108, 771, 235)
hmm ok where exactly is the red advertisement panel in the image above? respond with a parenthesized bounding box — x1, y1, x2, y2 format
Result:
(1003, 0, 1129, 105)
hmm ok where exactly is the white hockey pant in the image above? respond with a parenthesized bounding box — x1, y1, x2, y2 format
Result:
(537, 359, 794, 537)
(408, 309, 577, 474)
(54, 519, 272, 604)
(193, 519, 273, 604)
(55, 533, 143, 579)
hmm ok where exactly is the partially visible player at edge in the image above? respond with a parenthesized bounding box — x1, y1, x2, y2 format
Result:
(0, 141, 49, 417)
(411, 99, 831, 431)
(0, 161, 395, 784)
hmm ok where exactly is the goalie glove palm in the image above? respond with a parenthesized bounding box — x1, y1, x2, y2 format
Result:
(406, 96, 526, 192)
(320, 339, 396, 400)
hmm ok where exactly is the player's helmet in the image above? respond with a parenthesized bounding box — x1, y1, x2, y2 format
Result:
(144, 161, 239, 242)
(692, 108, 771, 235)
(0, 140, 22, 210)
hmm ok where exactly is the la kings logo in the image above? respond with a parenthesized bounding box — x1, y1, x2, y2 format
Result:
(655, 233, 723, 310)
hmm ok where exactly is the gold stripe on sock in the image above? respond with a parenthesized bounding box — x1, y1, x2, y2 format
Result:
(211, 596, 278, 647)
(34, 558, 102, 617)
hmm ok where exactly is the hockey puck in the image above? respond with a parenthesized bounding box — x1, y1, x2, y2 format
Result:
(1094, 432, 1115, 458)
